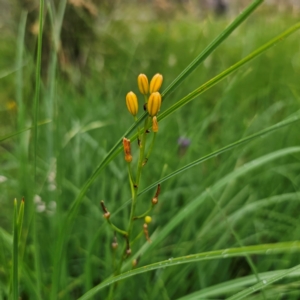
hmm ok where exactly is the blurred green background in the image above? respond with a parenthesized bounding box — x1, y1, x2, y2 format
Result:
(1, 0, 300, 299)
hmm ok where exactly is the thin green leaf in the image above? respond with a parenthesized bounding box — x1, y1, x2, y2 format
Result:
(158, 22, 300, 122)
(227, 263, 300, 300)
(161, 0, 264, 99)
(142, 147, 300, 255)
(12, 199, 19, 300)
(33, 0, 44, 182)
(78, 241, 300, 299)
(110, 113, 300, 218)
(177, 269, 300, 300)
(17, 198, 25, 243)
(139, 113, 300, 196)
(0, 120, 51, 143)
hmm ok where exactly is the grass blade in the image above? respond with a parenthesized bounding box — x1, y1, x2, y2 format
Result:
(17, 198, 25, 243)
(12, 199, 19, 300)
(139, 113, 300, 196)
(141, 147, 300, 255)
(161, 0, 264, 99)
(177, 268, 300, 299)
(227, 263, 300, 300)
(158, 22, 300, 122)
(0, 120, 51, 143)
(78, 241, 300, 299)
(33, 0, 44, 182)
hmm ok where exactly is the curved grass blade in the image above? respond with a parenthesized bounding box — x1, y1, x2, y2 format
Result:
(139, 113, 300, 196)
(140, 147, 300, 254)
(0, 120, 51, 143)
(78, 241, 300, 299)
(227, 263, 300, 300)
(177, 268, 300, 300)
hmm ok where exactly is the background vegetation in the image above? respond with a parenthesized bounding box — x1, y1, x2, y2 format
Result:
(1, 0, 300, 299)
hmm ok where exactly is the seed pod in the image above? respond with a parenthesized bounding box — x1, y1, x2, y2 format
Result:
(149, 73, 163, 93)
(147, 92, 162, 117)
(152, 116, 158, 133)
(123, 137, 132, 163)
(137, 74, 149, 95)
(126, 91, 138, 116)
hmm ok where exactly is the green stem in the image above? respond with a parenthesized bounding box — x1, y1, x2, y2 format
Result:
(106, 219, 128, 236)
(133, 205, 153, 220)
(134, 116, 141, 146)
(145, 132, 157, 164)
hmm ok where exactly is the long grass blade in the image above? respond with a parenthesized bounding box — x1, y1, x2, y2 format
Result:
(139, 113, 300, 196)
(141, 147, 300, 255)
(161, 0, 264, 99)
(33, 0, 44, 182)
(78, 241, 300, 299)
(12, 199, 19, 300)
(158, 22, 300, 122)
(0, 120, 51, 143)
(227, 263, 300, 300)
(177, 269, 300, 300)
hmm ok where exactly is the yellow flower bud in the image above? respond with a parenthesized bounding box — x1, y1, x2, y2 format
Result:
(149, 73, 163, 93)
(126, 91, 138, 116)
(147, 92, 162, 117)
(145, 216, 152, 224)
(152, 116, 158, 133)
(123, 137, 132, 163)
(137, 74, 149, 95)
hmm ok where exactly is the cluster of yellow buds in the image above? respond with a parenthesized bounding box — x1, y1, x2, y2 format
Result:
(125, 73, 163, 132)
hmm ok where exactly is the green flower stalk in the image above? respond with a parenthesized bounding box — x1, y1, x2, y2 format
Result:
(152, 116, 159, 133)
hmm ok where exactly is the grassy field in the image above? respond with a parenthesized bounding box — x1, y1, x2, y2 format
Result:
(1, 0, 300, 299)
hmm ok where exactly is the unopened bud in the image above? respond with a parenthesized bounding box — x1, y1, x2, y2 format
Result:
(123, 137, 132, 163)
(126, 91, 138, 116)
(104, 212, 111, 219)
(149, 73, 163, 93)
(137, 74, 149, 95)
(147, 92, 162, 117)
(152, 197, 158, 205)
(126, 248, 132, 255)
(112, 242, 118, 249)
(132, 259, 138, 267)
(152, 116, 158, 133)
(145, 216, 152, 224)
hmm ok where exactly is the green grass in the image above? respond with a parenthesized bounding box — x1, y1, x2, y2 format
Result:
(1, 1, 300, 299)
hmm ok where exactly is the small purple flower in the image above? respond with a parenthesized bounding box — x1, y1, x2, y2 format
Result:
(177, 137, 191, 157)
